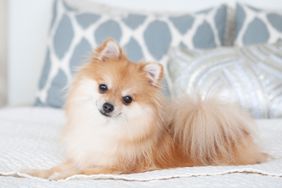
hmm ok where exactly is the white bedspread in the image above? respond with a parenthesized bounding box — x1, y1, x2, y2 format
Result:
(0, 107, 281, 187)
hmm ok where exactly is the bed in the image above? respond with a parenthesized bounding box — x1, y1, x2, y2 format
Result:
(2, 0, 282, 187)
(0, 107, 281, 187)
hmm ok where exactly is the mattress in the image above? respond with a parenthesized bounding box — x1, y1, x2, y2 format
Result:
(0, 107, 281, 187)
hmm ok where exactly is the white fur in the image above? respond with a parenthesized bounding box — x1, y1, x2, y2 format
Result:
(99, 40, 120, 60)
(143, 63, 162, 86)
(64, 78, 155, 168)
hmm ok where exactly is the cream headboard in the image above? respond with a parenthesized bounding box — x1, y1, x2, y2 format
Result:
(6, 0, 282, 106)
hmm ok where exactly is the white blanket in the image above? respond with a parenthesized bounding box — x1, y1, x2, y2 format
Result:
(0, 107, 281, 187)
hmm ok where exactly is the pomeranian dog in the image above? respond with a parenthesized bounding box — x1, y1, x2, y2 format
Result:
(30, 39, 267, 180)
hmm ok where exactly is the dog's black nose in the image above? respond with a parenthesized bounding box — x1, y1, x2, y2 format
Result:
(103, 102, 114, 113)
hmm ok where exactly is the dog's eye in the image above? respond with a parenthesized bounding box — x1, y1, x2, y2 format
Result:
(122, 96, 133, 105)
(99, 84, 108, 93)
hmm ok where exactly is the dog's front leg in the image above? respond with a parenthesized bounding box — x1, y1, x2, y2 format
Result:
(79, 167, 122, 175)
(27, 160, 79, 180)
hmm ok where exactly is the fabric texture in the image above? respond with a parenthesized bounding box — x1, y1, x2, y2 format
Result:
(167, 41, 282, 118)
(35, 0, 228, 108)
(235, 3, 282, 46)
(0, 107, 281, 186)
(1, 175, 282, 188)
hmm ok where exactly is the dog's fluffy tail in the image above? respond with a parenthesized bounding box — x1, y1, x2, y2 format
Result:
(170, 96, 267, 165)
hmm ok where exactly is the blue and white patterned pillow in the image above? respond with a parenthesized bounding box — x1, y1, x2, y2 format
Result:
(235, 3, 282, 46)
(35, 0, 228, 108)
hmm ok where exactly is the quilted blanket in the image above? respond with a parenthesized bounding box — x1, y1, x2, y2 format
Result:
(0, 107, 281, 187)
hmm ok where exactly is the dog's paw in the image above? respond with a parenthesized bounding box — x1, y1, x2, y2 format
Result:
(48, 172, 73, 180)
(25, 169, 54, 179)
(256, 152, 270, 163)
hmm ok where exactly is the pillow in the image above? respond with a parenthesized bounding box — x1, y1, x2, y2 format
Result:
(167, 41, 282, 118)
(235, 3, 282, 46)
(35, 0, 228, 108)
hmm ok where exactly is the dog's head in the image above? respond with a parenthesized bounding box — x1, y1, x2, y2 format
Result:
(68, 39, 164, 122)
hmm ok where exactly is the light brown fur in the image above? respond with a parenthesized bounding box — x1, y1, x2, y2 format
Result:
(29, 39, 267, 180)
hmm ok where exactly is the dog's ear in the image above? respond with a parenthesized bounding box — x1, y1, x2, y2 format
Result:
(95, 39, 122, 61)
(142, 63, 163, 87)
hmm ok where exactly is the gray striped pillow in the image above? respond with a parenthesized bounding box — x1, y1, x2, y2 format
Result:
(167, 41, 282, 118)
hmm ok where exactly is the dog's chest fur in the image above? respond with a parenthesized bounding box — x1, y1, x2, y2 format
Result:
(63, 78, 159, 169)
(64, 103, 156, 169)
